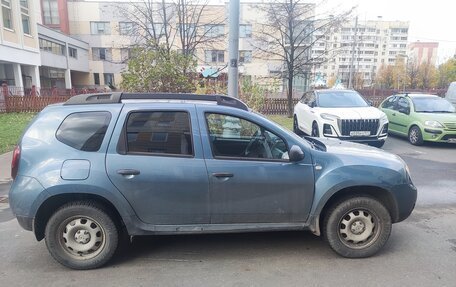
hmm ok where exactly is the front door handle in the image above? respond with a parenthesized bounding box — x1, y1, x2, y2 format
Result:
(212, 172, 234, 178)
(392, 113, 396, 116)
(117, 169, 141, 176)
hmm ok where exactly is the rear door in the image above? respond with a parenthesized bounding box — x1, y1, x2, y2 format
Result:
(106, 104, 210, 225)
(394, 97, 412, 134)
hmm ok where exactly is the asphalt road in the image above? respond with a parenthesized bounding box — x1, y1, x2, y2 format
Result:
(0, 136, 455, 287)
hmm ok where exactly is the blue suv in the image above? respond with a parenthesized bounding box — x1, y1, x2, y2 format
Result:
(9, 93, 417, 269)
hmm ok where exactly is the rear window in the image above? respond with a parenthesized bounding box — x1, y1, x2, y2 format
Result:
(125, 111, 193, 156)
(56, 112, 111, 151)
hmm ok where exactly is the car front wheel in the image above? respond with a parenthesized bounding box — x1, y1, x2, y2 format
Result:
(45, 201, 119, 269)
(323, 196, 392, 258)
(408, 126, 424, 146)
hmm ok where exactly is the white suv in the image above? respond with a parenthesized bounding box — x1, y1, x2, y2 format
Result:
(293, 89, 389, 147)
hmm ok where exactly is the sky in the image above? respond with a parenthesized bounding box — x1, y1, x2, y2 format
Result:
(319, 0, 456, 64)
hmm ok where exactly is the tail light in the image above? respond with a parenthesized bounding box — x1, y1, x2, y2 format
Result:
(11, 145, 21, 179)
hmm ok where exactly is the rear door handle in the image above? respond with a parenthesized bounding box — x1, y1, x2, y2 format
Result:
(117, 169, 141, 176)
(212, 172, 234, 178)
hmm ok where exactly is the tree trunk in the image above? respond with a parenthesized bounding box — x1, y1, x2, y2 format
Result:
(287, 76, 293, 118)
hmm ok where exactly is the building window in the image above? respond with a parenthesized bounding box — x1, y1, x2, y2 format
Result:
(119, 22, 134, 35)
(204, 24, 224, 37)
(104, 73, 115, 87)
(39, 38, 65, 55)
(178, 23, 196, 38)
(239, 24, 252, 38)
(42, 0, 59, 25)
(2, 0, 13, 29)
(121, 48, 131, 61)
(205, 50, 224, 63)
(20, 0, 31, 34)
(90, 21, 111, 35)
(147, 22, 165, 37)
(69, 47, 77, 58)
(239, 50, 252, 64)
(92, 48, 111, 61)
(94, 73, 100, 85)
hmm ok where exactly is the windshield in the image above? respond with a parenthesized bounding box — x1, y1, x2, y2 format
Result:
(412, 97, 455, 113)
(317, 91, 369, 108)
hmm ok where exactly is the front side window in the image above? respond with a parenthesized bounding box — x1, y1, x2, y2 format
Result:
(205, 113, 288, 160)
(2, 0, 13, 29)
(396, 97, 410, 113)
(382, 96, 397, 109)
(125, 111, 193, 156)
(56, 112, 111, 152)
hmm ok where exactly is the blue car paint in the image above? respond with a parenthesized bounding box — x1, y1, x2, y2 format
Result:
(9, 99, 417, 240)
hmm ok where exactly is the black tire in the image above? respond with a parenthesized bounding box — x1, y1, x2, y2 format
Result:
(45, 201, 119, 270)
(293, 115, 304, 136)
(370, 140, 385, 148)
(311, 122, 320, 137)
(323, 196, 392, 258)
(408, 126, 424, 146)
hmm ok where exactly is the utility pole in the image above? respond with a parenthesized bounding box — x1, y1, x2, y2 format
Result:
(348, 16, 358, 89)
(228, 0, 240, 98)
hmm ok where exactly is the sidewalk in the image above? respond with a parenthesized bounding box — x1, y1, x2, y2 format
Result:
(0, 152, 12, 183)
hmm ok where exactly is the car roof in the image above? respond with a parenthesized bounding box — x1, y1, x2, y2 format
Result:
(63, 92, 249, 111)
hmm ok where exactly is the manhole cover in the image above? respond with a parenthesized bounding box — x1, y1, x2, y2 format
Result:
(0, 196, 8, 203)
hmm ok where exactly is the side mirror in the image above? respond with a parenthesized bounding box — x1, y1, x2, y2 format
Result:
(289, 145, 305, 162)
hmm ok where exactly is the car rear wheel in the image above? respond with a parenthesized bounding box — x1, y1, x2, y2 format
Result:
(293, 115, 304, 136)
(408, 126, 424, 146)
(323, 196, 392, 258)
(45, 201, 119, 269)
(311, 122, 320, 137)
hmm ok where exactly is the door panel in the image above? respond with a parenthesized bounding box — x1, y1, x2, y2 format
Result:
(106, 106, 209, 225)
(201, 110, 314, 224)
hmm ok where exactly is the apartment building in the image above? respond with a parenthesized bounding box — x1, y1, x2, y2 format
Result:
(408, 41, 438, 66)
(0, 0, 41, 91)
(314, 19, 410, 88)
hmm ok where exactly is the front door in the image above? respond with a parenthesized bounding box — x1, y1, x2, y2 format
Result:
(106, 105, 209, 225)
(199, 110, 314, 224)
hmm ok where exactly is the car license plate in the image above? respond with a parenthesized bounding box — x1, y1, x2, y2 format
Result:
(350, 131, 371, 137)
(448, 138, 456, 143)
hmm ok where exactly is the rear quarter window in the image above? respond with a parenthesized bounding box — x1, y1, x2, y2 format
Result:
(56, 111, 111, 151)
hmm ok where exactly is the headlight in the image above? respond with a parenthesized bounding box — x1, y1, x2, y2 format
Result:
(320, 113, 339, 121)
(424, 120, 444, 128)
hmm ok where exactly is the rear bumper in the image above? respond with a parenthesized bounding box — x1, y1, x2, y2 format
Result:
(16, 215, 33, 231)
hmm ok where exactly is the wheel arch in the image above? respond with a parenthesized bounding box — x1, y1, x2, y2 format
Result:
(311, 185, 398, 236)
(34, 193, 126, 241)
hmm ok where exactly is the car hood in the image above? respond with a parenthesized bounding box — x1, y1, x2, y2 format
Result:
(315, 107, 385, 120)
(310, 137, 404, 169)
(414, 112, 456, 124)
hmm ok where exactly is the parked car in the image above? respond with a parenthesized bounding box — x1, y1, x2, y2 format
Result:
(9, 93, 416, 269)
(445, 82, 456, 108)
(380, 93, 456, 145)
(293, 89, 389, 148)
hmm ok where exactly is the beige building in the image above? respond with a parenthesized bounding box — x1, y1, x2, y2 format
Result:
(408, 41, 438, 66)
(314, 19, 410, 88)
(0, 0, 41, 91)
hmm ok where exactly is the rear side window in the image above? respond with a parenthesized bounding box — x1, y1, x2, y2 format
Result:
(125, 111, 193, 156)
(56, 112, 111, 152)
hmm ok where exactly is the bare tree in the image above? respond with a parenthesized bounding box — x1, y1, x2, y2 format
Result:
(406, 57, 420, 89)
(253, 0, 353, 117)
(116, 0, 226, 57)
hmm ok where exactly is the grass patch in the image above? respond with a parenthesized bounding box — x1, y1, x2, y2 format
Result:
(0, 113, 36, 154)
(267, 115, 293, 131)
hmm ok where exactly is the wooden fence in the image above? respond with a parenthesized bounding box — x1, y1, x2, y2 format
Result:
(0, 87, 447, 115)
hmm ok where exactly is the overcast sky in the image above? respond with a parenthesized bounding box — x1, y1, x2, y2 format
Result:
(319, 0, 456, 64)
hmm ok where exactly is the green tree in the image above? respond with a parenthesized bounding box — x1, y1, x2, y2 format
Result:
(121, 46, 196, 92)
(437, 58, 456, 88)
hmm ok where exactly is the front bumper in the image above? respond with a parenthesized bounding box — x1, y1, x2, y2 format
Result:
(422, 128, 456, 143)
(391, 183, 417, 223)
(320, 121, 388, 143)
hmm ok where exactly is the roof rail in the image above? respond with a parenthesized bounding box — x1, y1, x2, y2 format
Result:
(64, 92, 249, 111)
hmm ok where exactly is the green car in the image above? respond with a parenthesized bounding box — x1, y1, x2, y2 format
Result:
(380, 93, 456, 145)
